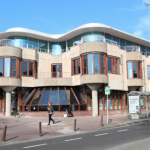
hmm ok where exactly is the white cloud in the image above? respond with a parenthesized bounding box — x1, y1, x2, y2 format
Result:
(133, 15, 150, 40)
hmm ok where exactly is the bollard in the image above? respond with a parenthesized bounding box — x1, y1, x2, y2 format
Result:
(1, 125, 7, 141)
(100, 115, 103, 127)
(39, 122, 42, 136)
(74, 119, 76, 132)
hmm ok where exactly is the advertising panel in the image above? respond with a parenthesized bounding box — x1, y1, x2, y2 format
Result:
(129, 96, 140, 114)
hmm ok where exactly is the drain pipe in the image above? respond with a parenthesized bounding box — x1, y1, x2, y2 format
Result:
(143, 59, 146, 92)
(121, 55, 124, 90)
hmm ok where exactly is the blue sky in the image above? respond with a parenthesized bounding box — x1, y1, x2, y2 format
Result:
(0, 0, 150, 40)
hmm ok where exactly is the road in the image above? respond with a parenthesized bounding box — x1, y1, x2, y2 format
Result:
(1, 123, 150, 150)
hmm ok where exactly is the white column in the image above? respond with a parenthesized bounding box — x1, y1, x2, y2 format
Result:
(5, 92, 11, 116)
(92, 89, 98, 117)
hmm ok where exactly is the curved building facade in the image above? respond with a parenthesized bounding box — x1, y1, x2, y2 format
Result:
(0, 23, 150, 117)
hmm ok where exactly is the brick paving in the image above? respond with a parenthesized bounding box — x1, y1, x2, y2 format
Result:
(0, 114, 149, 145)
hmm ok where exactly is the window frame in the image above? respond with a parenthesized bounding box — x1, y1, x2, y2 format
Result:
(81, 53, 107, 75)
(71, 57, 81, 76)
(21, 60, 35, 77)
(51, 63, 62, 78)
(127, 61, 142, 79)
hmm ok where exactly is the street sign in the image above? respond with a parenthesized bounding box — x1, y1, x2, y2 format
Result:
(105, 86, 110, 95)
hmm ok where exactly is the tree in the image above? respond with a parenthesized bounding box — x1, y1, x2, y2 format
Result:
(144, 0, 150, 6)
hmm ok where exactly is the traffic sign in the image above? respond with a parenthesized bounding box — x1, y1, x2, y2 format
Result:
(105, 86, 110, 95)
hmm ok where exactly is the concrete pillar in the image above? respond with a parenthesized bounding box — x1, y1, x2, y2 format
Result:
(92, 89, 98, 117)
(87, 84, 102, 117)
(2, 86, 16, 116)
(5, 92, 11, 116)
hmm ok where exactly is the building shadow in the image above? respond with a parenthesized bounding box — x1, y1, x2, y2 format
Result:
(6, 136, 18, 141)
(42, 132, 49, 136)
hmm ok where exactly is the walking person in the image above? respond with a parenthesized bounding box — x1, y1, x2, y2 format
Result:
(47, 102, 55, 125)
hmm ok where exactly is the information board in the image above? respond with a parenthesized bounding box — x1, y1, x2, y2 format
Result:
(129, 96, 140, 114)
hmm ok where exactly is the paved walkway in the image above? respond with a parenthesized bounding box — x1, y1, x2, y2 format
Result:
(0, 114, 150, 145)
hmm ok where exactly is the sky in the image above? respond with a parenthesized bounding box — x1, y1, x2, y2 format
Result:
(0, 0, 150, 40)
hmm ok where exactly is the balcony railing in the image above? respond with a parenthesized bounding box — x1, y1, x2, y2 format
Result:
(35, 72, 71, 79)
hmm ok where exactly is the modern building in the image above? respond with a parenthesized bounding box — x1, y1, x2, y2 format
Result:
(0, 23, 149, 117)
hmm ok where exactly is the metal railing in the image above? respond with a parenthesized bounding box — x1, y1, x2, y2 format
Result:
(0, 39, 36, 49)
(119, 46, 141, 52)
(35, 72, 71, 79)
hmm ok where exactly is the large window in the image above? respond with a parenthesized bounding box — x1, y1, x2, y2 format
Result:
(107, 57, 120, 74)
(72, 58, 80, 75)
(52, 64, 62, 78)
(82, 53, 106, 75)
(148, 66, 150, 79)
(0, 58, 3, 77)
(22, 60, 35, 77)
(127, 61, 142, 79)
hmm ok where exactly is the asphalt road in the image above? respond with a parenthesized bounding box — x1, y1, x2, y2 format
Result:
(1, 123, 150, 150)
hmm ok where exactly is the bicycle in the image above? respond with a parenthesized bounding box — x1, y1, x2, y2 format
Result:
(12, 108, 20, 118)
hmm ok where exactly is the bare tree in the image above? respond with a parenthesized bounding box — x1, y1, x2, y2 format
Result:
(144, 0, 150, 6)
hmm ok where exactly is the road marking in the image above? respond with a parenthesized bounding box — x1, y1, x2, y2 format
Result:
(65, 137, 82, 142)
(23, 143, 47, 149)
(95, 133, 108, 136)
(118, 129, 128, 132)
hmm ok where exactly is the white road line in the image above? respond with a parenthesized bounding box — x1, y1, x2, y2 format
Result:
(95, 133, 108, 136)
(118, 129, 128, 132)
(23, 143, 47, 149)
(65, 137, 82, 142)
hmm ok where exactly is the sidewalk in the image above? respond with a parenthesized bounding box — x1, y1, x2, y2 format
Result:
(0, 114, 150, 145)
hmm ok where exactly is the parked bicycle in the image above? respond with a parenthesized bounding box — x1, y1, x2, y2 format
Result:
(12, 107, 20, 118)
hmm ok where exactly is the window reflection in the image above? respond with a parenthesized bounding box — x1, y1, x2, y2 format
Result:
(11, 59, 16, 77)
(128, 62, 133, 78)
(94, 54, 100, 73)
(0, 58, 3, 76)
(22, 61, 28, 76)
(133, 62, 137, 78)
(107, 57, 112, 73)
(29, 62, 33, 76)
(88, 54, 93, 74)
(101, 54, 105, 74)
(148, 66, 150, 79)
(4, 58, 10, 77)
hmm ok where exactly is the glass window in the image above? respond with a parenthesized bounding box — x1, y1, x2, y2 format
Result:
(40, 88, 50, 105)
(32, 88, 43, 105)
(22, 61, 28, 76)
(77, 58, 80, 74)
(148, 66, 150, 79)
(83, 55, 87, 74)
(112, 36, 120, 45)
(4, 58, 10, 77)
(59, 87, 69, 104)
(94, 53, 100, 73)
(15, 36, 27, 48)
(128, 62, 133, 78)
(11, 58, 16, 77)
(114, 91, 117, 109)
(39, 40, 48, 49)
(17, 60, 20, 77)
(29, 62, 33, 76)
(139, 62, 141, 78)
(28, 38, 38, 49)
(101, 54, 105, 74)
(73, 60, 75, 75)
(52, 65, 56, 77)
(88, 54, 93, 74)
(105, 33, 112, 43)
(57, 64, 62, 77)
(74, 35, 81, 45)
(50, 87, 59, 104)
(133, 62, 138, 78)
(107, 57, 112, 73)
(116, 58, 119, 74)
(0, 58, 3, 76)
(120, 39, 125, 49)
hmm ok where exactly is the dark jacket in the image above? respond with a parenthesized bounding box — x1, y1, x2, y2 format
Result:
(47, 105, 54, 114)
